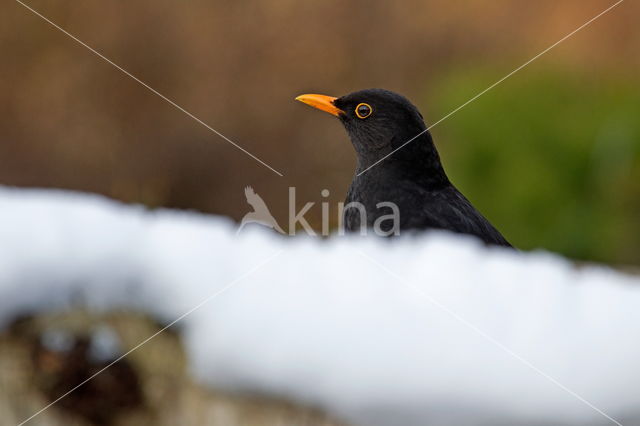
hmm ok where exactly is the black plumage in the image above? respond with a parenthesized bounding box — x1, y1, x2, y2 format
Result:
(297, 88, 512, 247)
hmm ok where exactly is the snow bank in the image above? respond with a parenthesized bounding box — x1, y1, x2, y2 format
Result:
(0, 186, 639, 426)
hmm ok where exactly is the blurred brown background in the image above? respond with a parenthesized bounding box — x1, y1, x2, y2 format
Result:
(1, 0, 639, 264)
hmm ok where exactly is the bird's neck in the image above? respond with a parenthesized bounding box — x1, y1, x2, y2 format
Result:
(356, 130, 450, 188)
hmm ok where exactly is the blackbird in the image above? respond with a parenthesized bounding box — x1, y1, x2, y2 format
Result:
(296, 88, 512, 247)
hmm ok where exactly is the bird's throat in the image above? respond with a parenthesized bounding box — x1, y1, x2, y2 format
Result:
(354, 132, 449, 187)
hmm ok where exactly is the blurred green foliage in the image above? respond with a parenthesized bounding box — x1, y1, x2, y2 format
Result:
(430, 68, 640, 265)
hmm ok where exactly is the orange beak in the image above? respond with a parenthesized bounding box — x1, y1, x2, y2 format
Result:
(295, 94, 344, 117)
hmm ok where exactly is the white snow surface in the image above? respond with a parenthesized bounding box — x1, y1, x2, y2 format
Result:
(1, 186, 639, 426)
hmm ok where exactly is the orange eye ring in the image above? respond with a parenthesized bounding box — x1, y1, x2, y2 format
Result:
(355, 103, 372, 119)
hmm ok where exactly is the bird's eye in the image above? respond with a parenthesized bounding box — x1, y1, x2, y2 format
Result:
(355, 103, 372, 119)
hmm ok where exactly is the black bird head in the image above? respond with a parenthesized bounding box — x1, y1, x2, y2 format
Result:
(296, 89, 448, 184)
